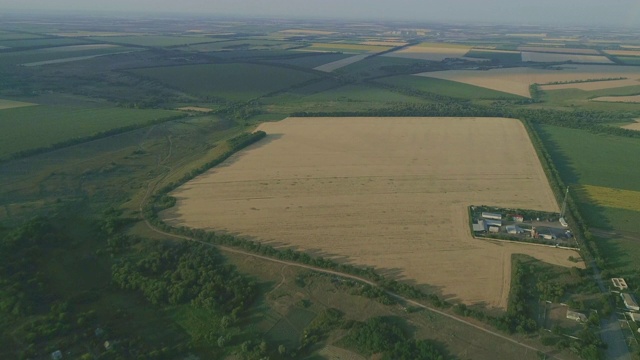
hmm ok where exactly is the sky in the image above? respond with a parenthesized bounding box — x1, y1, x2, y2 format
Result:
(2, 0, 640, 28)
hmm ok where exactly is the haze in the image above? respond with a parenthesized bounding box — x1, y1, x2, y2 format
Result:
(2, 0, 640, 27)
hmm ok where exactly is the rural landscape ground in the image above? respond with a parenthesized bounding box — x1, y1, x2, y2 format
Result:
(0, 11, 639, 360)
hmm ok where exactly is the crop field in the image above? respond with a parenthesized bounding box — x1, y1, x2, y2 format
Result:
(313, 53, 370, 72)
(266, 52, 351, 68)
(0, 99, 37, 110)
(592, 95, 640, 103)
(131, 63, 320, 101)
(616, 56, 640, 65)
(87, 35, 215, 47)
(304, 42, 391, 53)
(163, 117, 583, 309)
(575, 185, 640, 212)
(539, 78, 640, 92)
(418, 65, 640, 97)
(376, 75, 525, 100)
(278, 29, 336, 35)
(0, 106, 179, 159)
(517, 46, 600, 55)
(605, 50, 640, 57)
(383, 42, 474, 61)
(464, 49, 522, 63)
(182, 39, 299, 52)
(0, 31, 45, 41)
(522, 52, 613, 63)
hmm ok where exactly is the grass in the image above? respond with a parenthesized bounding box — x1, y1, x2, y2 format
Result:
(336, 56, 433, 79)
(538, 85, 640, 111)
(265, 308, 316, 348)
(576, 185, 640, 212)
(182, 39, 300, 52)
(87, 35, 215, 47)
(376, 75, 526, 100)
(615, 56, 640, 65)
(0, 32, 45, 41)
(131, 63, 320, 101)
(0, 98, 37, 110)
(266, 52, 352, 68)
(0, 105, 180, 159)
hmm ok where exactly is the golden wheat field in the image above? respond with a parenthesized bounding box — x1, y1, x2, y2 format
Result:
(418, 65, 640, 97)
(163, 117, 582, 309)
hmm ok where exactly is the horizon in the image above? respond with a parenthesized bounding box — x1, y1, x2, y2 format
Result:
(1, 0, 639, 29)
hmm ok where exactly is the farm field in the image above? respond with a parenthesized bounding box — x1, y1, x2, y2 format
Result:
(0, 105, 180, 159)
(376, 75, 525, 100)
(163, 117, 582, 309)
(417, 65, 640, 97)
(304, 42, 391, 53)
(313, 53, 370, 72)
(266, 52, 351, 68)
(521, 52, 613, 63)
(0, 37, 89, 48)
(0, 99, 37, 110)
(539, 78, 640, 92)
(87, 35, 215, 47)
(575, 185, 640, 213)
(517, 46, 600, 55)
(591, 95, 640, 103)
(131, 63, 320, 101)
(0, 46, 138, 67)
(464, 49, 522, 63)
(383, 42, 475, 61)
(604, 49, 640, 57)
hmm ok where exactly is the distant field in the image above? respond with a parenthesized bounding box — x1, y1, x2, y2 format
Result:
(0, 37, 89, 48)
(621, 119, 640, 130)
(164, 117, 581, 309)
(0, 99, 37, 110)
(278, 29, 336, 35)
(418, 65, 640, 98)
(267, 53, 351, 68)
(576, 185, 640, 212)
(182, 39, 299, 52)
(304, 42, 391, 53)
(591, 95, 640, 103)
(0, 106, 179, 158)
(540, 79, 640, 92)
(616, 56, 640, 65)
(314, 54, 370, 72)
(0, 46, 137, 67)
(88, 35, 214, 47)
(522, 52, 613, 63)
(464, 49, 522, 63)
(0, 32, 45, 41)
(518, 46, 600, 55)
(376, 75, 525, 100)
(604, 50, 640, 57)
(383, 42, 473, 61)
(131, 63, 320, 101)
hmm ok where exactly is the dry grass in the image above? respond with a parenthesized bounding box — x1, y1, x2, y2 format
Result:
(163, 117, 583, 310)
(621, 119, 640, 131)
(591, 95, 640, 103)
(576, 185, 640, 212)
(522, 52, 613, 63)
(0, 99, 37, 110)
(418, 65, 640, 98)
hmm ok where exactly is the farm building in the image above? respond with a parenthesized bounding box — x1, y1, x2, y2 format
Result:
(621, 293, 640, 311)
(506, 225, 523, 234)
(489, 226, 500, 233)
(472, 220, 486, 232)
(611, 278, 629, 290)
(485, 219, 502, 227)
(509, 214, 524, 222)
(482, 212, 502, 220)
(566, 310, 587, 322)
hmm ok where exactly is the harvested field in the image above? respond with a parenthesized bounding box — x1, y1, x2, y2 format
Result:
(164, 117, 582, 309)
(621, 119, 640, 131)
(518, 46, 600, 55)
(540, 79, 640, 91)
(314, 54, 370, 72)
(361, 40, 407, 47)
(383, 42, 476, 62)
(522, 52, 613, 63)
(279, 29, 336, 35)
(592, 95, 640, 103)
(418, 65, 640, 98)
(604, 50, 640, 57)
(0, 99, 37, 110)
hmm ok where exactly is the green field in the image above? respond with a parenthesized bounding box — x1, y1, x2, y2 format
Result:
(0, 106, 180, 158)
(0, 32, 45, 41)
(88, 35, 215, 47)
(464, 49, 522, 63)
(131, 63, 320, 101)
(0, 37, 89, 48)
(266, 52, 352, 68)
(615, 56, 640, 65)
(336, 56, 434, 79)
(182, 39, 301, 52)
(376, 75, 526, 100)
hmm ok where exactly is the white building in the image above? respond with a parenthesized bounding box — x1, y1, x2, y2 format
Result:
(611, 278, 629, 290)
(482, 212, 502, 220)
(621, 293, 640, 311)
(566, 310, 587, 322)
(506, 225, 523, 234)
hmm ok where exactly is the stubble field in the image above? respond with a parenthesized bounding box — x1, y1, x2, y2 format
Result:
(163, 117, 583, 309)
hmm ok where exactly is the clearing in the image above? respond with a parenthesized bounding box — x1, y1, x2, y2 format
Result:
(621, 119, 640, 131)
(417, 65, 640, 98)
(163, 117, 582, 309)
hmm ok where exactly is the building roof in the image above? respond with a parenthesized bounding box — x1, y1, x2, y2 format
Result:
(472, 222, 486, 232)
(485, 219, 502, 227)
(566, 310, 587, 322)
(629, 313, 640, 322)
(482, 212, 502, 219)
(621, 293, 639, 309)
